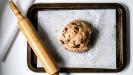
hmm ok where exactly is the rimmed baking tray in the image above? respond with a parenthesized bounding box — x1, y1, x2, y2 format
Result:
(27, 3, 127, 73)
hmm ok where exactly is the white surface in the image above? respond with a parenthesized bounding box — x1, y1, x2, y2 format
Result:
(37, 10, 116, 69)
(0, 0, 33, 61)
(0, 0, 18, 61)
(0, 0, 132, 75)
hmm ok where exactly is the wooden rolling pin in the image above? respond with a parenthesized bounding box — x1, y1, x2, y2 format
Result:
(9, 1, 59, 75)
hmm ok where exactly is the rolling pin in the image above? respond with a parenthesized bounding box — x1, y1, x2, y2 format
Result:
(9, 1, 59, 75)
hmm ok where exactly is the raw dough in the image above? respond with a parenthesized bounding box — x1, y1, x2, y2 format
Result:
(60, 20, 94, 52)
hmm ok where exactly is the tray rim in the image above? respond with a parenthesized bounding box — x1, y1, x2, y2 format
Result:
(27, 3, 127, 73)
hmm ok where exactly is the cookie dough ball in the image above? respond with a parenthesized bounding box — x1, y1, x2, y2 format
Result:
(60, 20, 94, 52)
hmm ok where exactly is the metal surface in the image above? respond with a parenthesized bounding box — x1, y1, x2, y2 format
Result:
(27, 3, 127, 73)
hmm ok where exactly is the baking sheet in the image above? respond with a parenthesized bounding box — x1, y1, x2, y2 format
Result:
(37, 9, 116, 69)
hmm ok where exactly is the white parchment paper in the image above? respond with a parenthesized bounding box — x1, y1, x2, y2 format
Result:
(37, 9, 116, 69)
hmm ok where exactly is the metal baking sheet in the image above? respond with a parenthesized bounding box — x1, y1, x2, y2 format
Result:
(27, 3, 127, 73)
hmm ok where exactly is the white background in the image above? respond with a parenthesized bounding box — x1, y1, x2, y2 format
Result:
(0, 0, 132, 75)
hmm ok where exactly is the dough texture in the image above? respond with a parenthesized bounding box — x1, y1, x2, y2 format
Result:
(60, 20, 94, 52)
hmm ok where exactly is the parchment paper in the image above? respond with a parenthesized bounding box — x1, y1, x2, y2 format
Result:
(37, 9, 116, 69)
